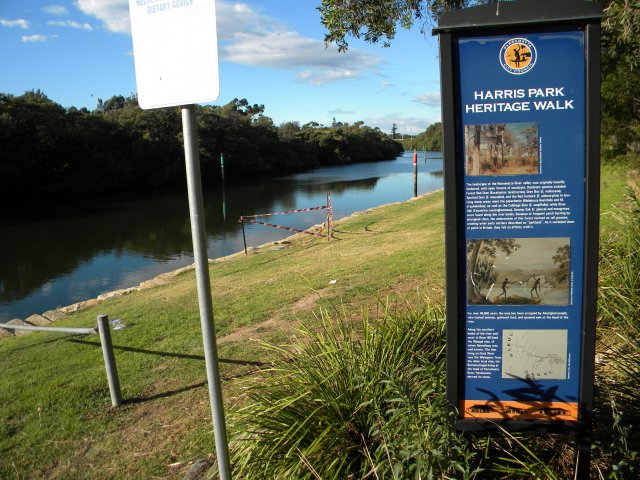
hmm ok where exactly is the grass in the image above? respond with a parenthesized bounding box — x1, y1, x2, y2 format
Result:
(599, 160, 633, 232)
(592, 161, 640, 478)
(0, 161, 633, 479)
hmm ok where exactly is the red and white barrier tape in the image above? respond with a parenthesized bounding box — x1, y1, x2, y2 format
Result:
(241, 205, 328, 219)
(243, 218, 326, 237)
(238, 197, 332, 240)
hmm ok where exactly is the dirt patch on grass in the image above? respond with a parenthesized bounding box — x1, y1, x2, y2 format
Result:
(217, 318, 290, 344)
(217, 288, 332, 344)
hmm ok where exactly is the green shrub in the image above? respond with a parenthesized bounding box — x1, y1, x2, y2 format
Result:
(596, 181, 640, 477)
(226, 302, 479, 479)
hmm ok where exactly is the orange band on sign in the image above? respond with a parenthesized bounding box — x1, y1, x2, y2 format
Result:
(461, 400, 578, 421)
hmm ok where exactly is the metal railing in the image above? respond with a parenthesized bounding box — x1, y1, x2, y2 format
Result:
(1, 314, 122, 407)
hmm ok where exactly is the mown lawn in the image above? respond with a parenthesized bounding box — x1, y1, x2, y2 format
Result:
(0, 190, 447, 479)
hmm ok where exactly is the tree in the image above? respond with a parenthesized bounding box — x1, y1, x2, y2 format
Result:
(521, 125, 538, 160)
(278, 121, 301, 140)
(552, 244, 570, 285)
(470, 124, 481, 175)
(400, 122, 442, 151)
(471, 255, 499, 299)
(601, 0, 640, 158)
(467, 239, 520, 303)
(103, 95, 127, 111)
(319, 0, 469, 51)
(220, 98, 265, 119)
(0, 90, 403, 208)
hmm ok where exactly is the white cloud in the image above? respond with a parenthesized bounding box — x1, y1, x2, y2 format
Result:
(216, 1, 278, 40)
(414, 92, 441, 107)
(0, 18, 29, 29)
(214, 1, 381, 84)
(222, 30, 377, 69)
(329, 108, 356, 115)
(221, 28, 380, 84)
(73, 0, 266, 36)
(74, 0, 130, 33)
(73, 0, 381, 84)
(48, 20, 93, 31)
(43, 5, 69, 16)
(296, 68, 359, 85)
(22, 34, 58, 43)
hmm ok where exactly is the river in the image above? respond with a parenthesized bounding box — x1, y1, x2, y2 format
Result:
(0, 151, 443, 322)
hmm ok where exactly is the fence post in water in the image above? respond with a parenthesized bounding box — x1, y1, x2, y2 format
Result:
(240, 212, 248, 255)
(220, 152, 225, 183)
(326, 192, 330, 241)
(413, 160, 418, 198)
(97, 314, 122, 407)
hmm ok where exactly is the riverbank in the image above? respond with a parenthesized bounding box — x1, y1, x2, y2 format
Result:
(0, 150, 444, 323)
(0, 189, 449, 479)
(0, 190, 439, 336)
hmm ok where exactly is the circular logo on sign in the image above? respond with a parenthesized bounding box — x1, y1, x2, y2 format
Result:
(499, 38, 537, 75)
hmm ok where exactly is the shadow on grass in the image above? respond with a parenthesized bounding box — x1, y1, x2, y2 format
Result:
(66, 338, 266, 366)
(7, 333, 85, 352)
(66, 338, 267, 402)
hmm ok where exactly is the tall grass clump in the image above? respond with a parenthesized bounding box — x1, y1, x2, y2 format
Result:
(226, 301, 479, 479)
(598, 180, 640, 329)
(595, 175, 640, 477)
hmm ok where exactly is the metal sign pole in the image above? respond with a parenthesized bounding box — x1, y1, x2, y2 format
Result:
(181, 104, 232, 480)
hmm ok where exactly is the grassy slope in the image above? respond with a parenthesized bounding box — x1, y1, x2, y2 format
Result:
(0, 192, 445, 479)
(0, 163, 630, 479)
(599, 162, 631, 233)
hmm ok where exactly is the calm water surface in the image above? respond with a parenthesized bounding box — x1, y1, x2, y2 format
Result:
(0, 151, 443, 322)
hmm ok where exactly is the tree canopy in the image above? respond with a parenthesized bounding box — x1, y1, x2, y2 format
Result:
(320, 0, 640, 159)
(319, 0, 469, 51)
(399, 122, 442, 151)
(0, 92, 402, 210)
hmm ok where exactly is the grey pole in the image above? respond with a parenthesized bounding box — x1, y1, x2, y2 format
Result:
(97, 314, 122, 407)
(181, 104, 232, 480)
(0, 324, 96, 335)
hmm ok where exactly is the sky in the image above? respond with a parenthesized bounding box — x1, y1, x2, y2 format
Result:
(491, 238, 569, 271)
(0, 1, 443, 135)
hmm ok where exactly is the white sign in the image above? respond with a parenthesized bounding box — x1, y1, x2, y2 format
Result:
(128, 0, 219, 109)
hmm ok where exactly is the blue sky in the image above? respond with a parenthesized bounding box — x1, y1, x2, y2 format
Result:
(0, 1, 442, 134)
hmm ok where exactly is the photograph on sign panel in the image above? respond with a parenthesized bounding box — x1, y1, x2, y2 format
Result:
(465, 122, 539, 176)
(467, 237, 570, 305)
(502, 329, 568, 380)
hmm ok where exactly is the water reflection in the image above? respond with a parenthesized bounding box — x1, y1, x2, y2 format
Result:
(0, 151, 442, 321)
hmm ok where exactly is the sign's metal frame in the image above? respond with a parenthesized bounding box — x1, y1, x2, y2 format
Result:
(433, 0, 602, 436)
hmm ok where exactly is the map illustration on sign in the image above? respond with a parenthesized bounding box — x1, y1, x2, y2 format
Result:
(467, 237, 571, 306)
(465, 122, 539, 176)
(502, 329, 568, 380)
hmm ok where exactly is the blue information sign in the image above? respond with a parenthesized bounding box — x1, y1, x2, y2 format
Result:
(455, 30, 586, 421)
